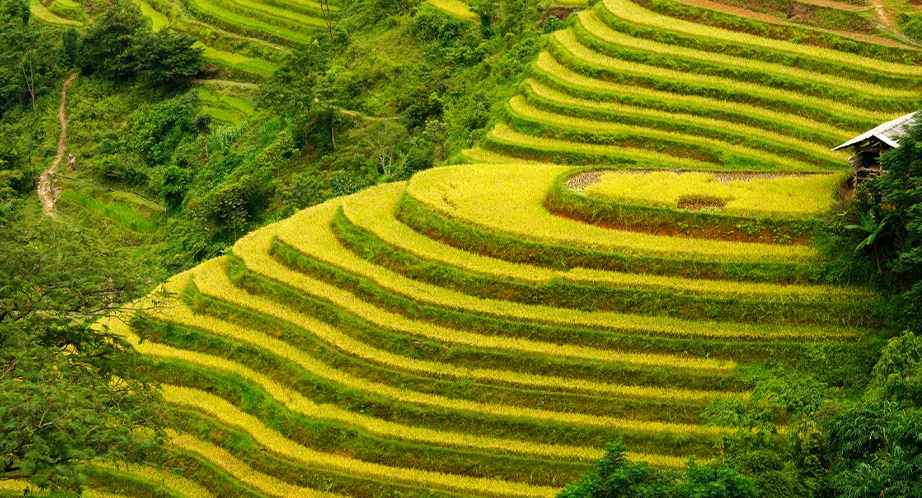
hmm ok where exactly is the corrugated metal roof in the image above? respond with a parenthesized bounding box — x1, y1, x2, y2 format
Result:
(832, 111, 917, 151)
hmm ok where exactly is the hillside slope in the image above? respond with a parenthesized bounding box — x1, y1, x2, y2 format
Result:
(21, 0, 922, 494)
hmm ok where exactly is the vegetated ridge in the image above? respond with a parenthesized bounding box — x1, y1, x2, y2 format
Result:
(12, 0, 922, 495)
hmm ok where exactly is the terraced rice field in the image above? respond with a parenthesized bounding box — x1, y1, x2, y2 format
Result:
(581, 170, 850, 218)
(83, 0, 919, 495)
(98, 162, 875, 495)
(475, 0, 921, 166)
(30, 0, 309, 79)
(425, 0, 478, 20)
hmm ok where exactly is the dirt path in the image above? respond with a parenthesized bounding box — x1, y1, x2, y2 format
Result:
(38, 72, 77, 217)
(795, 0, 869, 13)
(337, 108, 401, 121)
(872, 0, 893, 28)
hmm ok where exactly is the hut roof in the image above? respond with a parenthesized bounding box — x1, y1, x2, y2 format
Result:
(832, 111, 917, 151)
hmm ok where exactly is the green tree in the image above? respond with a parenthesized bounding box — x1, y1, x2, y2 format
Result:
(81, 0, 144, 79)
(57, 27, 81, 68)
(259, 42, 336, 150)
(0, 0, 60, 113)
(133, 27, 204, 87)
(0, 214, 166, 495)
(0, 0, 34, 111)
(825, 332, 922, 498)
(557, 441, 755, 498)
(875, 117, 922, 327)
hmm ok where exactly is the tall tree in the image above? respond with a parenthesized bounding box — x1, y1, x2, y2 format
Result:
(0, 214, 167, 495)
(0, 0, 59, 114)
(133, 27, 204, 88)
(875, 118, 922, 326)
(81, 0, 144, 79)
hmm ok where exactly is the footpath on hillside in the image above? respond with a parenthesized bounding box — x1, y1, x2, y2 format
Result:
(38, 72, 77, 217)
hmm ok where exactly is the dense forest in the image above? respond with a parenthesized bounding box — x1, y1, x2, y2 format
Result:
(2, 0, 922, 496)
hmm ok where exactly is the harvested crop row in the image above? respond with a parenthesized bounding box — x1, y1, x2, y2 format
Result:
(583, 170, 849, 218)
(505, 95, 824, 171)
(168, 431, 344, 498)
(553, 30, 893, 123)
(404, 164, 819, 263)
(93, 461, 218, 498)
(183, 0, 316, 45)
(425, 0, 478, 20)
(485, 122, 718, 170)
(261, 195, 858, 340)
(602, 0, 922, 75)
(166, 388, 565, 497)
(336, 196, 875, 327)
(342, 182, 866, 302)
(577, 9, 911, 98)
(532, 53, 851, 143)
(195, 258, 736, 399)
(524, 80, 844, 163)
(154, 276, 733, 436)
(194, 255, 737, 372)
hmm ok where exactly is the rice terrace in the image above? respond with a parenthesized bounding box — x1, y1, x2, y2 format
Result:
(4, 0, 922, 496)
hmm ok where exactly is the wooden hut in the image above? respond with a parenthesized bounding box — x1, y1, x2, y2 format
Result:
(833, 112, 916, 185)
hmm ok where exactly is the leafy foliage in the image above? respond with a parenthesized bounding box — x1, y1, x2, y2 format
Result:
(0, 0, 61, 113)
(0, 214, 166, 495)
(558, 441, 755, 498)
(823, 332, 922, 498)
(875, 119, 922, 328)
(81, 0, 202, 86)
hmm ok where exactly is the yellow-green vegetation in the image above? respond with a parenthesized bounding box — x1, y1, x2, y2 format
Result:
(168, 432, 345, 498)
(75, 0, 913, 491)
(600, 0, 922, 75)
(406, 164, 819, 263)
(111, 319, 672, 464)
(552, 30, 886, 122)
(576, 10, 911, 98)
(167, 393, 561, 498)
(426, 0, 479, 20)
(58, 189, 162, 233)
(506, 96, 824, 171)
(583, 170, 850, 218)
(343, 182, 865, 302)
(105, 157, 875, 494)
(29, 0, 82, 25)
(531, 52, 852, 142)
(134, 0, 168, 30)
(488, 122, 716, 169)
(198, 85, 255, 125)
(525, 80, 844, 163)
(199, 45, 279, 78)
(269, 196, 857, 338)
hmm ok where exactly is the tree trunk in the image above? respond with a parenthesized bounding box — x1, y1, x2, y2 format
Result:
(22, 60, 37, 113)
(321, 0, 335, 44)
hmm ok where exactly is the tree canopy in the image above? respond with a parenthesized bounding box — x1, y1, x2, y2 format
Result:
(0, 214, 167, 495)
